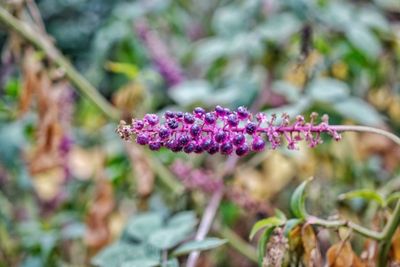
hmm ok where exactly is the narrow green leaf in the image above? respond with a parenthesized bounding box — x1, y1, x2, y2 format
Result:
(105, 61, 139, 79)
(338, 189, 385, 207)
(290, 178, 312, 219)
(172, 238, 227, 256)
(386, 192, 400, 206)
(257, 226, 275, 266)
(249, 217, 284, 241)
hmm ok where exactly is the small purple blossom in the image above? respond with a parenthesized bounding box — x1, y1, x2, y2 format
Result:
(117, 106, 341, 155)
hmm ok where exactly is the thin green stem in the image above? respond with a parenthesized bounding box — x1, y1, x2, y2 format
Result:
(378, 200, 400, 267)
(333, 125, 400, 147)
(143, 149, 185, 196)
(0, 6, 120, 120)
(307, 216, 383, 240)
(215, 223, 258, 263)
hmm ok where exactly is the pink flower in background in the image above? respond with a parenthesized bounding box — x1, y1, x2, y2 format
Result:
(135, 20, 184, 86)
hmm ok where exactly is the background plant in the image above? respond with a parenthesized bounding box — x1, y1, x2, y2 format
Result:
(0, 0, 400, 266)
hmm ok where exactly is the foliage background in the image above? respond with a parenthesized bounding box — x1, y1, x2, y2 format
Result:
(1, 0, 400, 266)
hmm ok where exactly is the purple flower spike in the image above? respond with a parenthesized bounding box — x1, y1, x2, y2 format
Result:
(117, 106, 342, 156)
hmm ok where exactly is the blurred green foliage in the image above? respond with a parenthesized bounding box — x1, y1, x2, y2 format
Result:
(1, 0, 400, 266)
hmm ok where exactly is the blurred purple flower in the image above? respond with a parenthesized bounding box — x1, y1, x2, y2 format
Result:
(117, 106, 341, 156)
(171, 160, 223, 193)
(225, 187, 272, 214)
(171, 160, 272, 213)
(135, 20, 184, 86)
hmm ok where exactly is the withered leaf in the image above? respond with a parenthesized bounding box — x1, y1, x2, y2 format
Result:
(301, 224, 322, 267)
(326, 242, 354, 267)
(124, 143, 154, 197)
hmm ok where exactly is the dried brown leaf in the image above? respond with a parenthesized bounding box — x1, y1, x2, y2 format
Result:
(19, 48, 42, 115)
(112, 82, 146, 115)
(85, 174, 115, 253)
(124, 143, 154, 197)
(301, 224, 322, 267)
(391, 228, 400, 262)
(326, 242, 354, 267)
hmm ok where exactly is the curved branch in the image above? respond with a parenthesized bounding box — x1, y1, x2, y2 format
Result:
(333, 125, 400, 147)
(0, 6, 120, 120)
(307, 216, 382, 240)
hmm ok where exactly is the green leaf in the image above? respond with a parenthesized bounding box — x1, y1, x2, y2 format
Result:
(91, 243, 149, 267)
(105, 61, 139, 79)
(257, 226, 275, 266)
(167, 211, 197, 229)
(338, 189, 385, 206)
(386, 192, 400, 206)
(290, 178, 312, 219)
(166, 258, 179, 267)
(249, 217, 284, 241)
(274, 209, 287, 221)
(283, 219, 302, 237)
(169, 80, 212, 106)
(358, 7, 390, 33)
(307, 78, 349, 102)
(124, 213, 163, 242)
(257, 13, 301, 43)
(345, 23, 382, 59)
(148, 228, 190, 250)
(228, 33, 263, 58)
(172, 238, 227, 256)
(333, 97, 383, 126)
(318, 2, 353, 29)
(212, 6, 247, 37)
(121, 259, 160, 267)
(272, 81, 301, 103)
(194, 39, 229, 65)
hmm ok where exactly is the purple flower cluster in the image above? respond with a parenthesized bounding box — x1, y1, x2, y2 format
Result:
(117, 106, 341, 156)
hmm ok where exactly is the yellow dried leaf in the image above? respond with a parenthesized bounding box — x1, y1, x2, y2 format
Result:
(32, 167, 64, 201)
(331, 61, 348, 80)
(69, 147, 105, 180)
